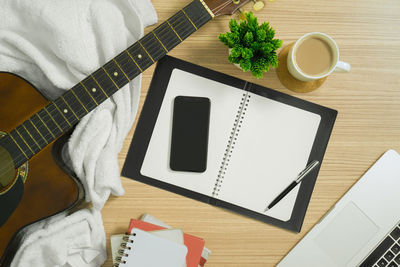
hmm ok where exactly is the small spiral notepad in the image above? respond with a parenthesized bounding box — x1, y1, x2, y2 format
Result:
(114, 228, 187, 267)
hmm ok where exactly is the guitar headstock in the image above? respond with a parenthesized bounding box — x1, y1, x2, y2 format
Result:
(203, 0, 252, 17)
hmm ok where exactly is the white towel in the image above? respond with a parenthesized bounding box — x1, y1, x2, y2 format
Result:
(10, 209, 106, 267)
(0, 0, 157, 265)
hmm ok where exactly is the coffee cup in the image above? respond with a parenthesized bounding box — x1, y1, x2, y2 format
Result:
(287, 32, 350, 82)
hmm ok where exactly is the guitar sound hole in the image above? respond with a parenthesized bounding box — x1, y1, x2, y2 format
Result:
(0, 145, 17, 194)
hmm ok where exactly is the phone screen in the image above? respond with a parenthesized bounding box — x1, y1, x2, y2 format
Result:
(170, 96, 210, 172)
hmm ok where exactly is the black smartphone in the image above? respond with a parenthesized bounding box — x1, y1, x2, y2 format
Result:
(170, 96, 210, 172)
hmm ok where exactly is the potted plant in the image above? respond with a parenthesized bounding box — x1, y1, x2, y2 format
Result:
(219, 12, 282, 79)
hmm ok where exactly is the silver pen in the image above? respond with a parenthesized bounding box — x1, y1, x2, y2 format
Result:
(264, 160, 320, 212)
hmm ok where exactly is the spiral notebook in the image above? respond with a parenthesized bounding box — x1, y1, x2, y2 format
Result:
(111, 229, 185, 266)
(122, 56, 337, 232)
(114, 228, 187, 267)
(111, 214, 210, 267)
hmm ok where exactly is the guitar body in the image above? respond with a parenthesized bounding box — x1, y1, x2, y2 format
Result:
(0, 73, 83, 266)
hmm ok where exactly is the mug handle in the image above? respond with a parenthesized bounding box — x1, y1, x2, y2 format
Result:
(334, 61, 351, 73)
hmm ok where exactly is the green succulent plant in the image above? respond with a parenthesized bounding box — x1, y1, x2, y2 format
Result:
(219, 12, 282, 79)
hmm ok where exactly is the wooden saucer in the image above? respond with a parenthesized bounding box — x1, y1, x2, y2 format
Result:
(277, 42, 327, 93)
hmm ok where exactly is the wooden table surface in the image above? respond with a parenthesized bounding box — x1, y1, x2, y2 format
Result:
(101, 0, 400, 266)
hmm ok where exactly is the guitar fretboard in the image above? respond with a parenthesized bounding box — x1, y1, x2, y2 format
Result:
(2, 0, 213, 168)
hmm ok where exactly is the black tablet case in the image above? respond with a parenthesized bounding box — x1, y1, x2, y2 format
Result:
(121, 56, 337, 232)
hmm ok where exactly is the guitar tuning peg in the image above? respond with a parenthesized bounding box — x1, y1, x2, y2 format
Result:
(252, 0, 265, 12)
(237, 8, 247, 20)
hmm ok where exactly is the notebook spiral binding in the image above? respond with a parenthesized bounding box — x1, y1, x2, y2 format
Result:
(212, 91, 251, 198)
(113, 233, 137, 267)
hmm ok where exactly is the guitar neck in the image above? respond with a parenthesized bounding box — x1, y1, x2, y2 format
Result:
(3, 0, 213, 168)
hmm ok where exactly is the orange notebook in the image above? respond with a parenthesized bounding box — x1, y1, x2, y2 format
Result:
(129, 219, 205, 267)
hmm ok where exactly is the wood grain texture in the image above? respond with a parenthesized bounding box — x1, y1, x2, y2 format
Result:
(101, 0, 400, 266)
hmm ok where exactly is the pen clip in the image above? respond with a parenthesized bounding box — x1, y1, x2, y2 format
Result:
(295, 160, 319, 183)
(264, 160, 320, 213)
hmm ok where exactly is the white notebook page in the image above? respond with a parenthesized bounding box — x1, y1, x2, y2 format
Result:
(141, 69, 244, 196)
(111, 230, 185, 266)
(120, 228, 187, 267)
(217, 91, 321, 221)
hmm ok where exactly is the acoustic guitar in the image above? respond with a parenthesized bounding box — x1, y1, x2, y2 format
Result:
(0, 0, 253, 265)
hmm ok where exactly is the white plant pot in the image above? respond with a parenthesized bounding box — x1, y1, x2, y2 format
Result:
(228, 48, 242, 70)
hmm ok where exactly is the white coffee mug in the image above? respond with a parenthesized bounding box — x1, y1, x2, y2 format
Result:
(287, 32, 351, 82)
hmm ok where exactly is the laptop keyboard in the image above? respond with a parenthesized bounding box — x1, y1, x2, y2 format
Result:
(359, 223, 400, 267)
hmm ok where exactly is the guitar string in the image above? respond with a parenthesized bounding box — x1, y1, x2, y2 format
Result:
(41, 9, 212, 129)
(2, 3, 219, 167)
(1, 0, 240, 173)
(48, 14, 209, 125)
(2, 0, 245, 172)
(33, 12, 209, 139)
(0, 13, 205, 172)
(34, 10, 213, 134)
(0, 9, 216, 173)
(207, 1, 233, 15)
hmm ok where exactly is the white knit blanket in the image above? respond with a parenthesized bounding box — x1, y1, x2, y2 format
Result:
(0, 0, 157, 265)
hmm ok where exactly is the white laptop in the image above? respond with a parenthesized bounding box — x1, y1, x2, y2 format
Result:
(278, 149, 400, 267)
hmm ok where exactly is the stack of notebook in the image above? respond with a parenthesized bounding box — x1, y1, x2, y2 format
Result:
(111, 214, 211, 267)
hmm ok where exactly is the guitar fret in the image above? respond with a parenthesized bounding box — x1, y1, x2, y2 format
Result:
(28, 118, 48, 145)
(91, 68, 118, 97)
(8, 132, 29, 159)
(43, 107, 64, 132)
(167, 20, 183, 41)
(153, 23, 181, 52)
(169, 11, 197, 40)
(73, 84, 98, 110)
(60, 96, 80, 121)
(102, 61, 128, 89)
(152, 31, 169, 52)
(36, 112, 57, 139)
(90, 73, 110, 97)
(101, 67, 121, 91)
(181, 9, 198, 30)
(138, 41, 155, 63)
(80, 82, 100, 105)
(69, 90, 89, 114)
(125, 50, 143, 72)
(14, 128, 35, 154)
(140, 33, 166, 62)
(63, 90, 88, 119)
(126, 43, 153, 71)
(112, 59, 130, 81)
(184, 0, 212, 29)
(112, 51, 141, 81)
(81, 77, 109, 103)
(59, 96, 80, 123)
(52, 102, 72, 127)
(21, 124, 41, 150)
